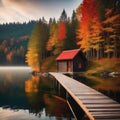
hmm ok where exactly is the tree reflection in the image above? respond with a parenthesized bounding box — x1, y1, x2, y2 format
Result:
(25, 75, 72, 119)
(44, 94, 70, 120)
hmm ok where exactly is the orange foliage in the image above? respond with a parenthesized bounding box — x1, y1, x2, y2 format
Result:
(25, 76, 40, 93)
(46, 37, 54, 51)
(46, 23, 58, 52)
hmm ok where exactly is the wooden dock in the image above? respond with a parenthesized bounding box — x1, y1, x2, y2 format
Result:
(49, 72, 120, 120)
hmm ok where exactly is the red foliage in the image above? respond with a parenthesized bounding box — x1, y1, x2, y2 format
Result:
(81, 0, 99, 27)
(77, 0, 101, 51)
(58, 22, 66, 40)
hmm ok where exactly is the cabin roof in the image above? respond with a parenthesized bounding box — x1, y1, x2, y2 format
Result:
(56, 49, 81, 61)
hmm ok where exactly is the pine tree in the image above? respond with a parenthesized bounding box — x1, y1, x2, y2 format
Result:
(59, 9, 68, 22)
(64, 10, 78, 50)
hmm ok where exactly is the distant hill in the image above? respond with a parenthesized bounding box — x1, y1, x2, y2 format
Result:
(0, 21, 37, 65)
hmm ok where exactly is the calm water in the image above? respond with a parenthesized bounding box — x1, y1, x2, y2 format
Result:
(0, 67, 74, 120)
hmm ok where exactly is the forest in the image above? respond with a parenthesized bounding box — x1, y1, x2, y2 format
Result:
(26, 0, 120, 71)
(0, 21, 36, 65)
(0, 0, 120, 70)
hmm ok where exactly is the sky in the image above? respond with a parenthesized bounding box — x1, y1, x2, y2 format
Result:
(0, 0, 83, 24)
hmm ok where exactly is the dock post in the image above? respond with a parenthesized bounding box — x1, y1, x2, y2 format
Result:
(58, 83, 61, 96)
(66, 92, 69, 100)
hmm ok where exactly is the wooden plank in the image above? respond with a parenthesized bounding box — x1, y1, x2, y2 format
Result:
(89, 108, 120, 112)
(86, 104, 120, 108)
(80, 99, 116, 102)
(78, 96, 109, 100)
(81, 100, 116, 104)
(91, 111, 120, 115)
(95, 116, 120, 119)
(93, 114, 120, 117)
(75, 92, 104, 95)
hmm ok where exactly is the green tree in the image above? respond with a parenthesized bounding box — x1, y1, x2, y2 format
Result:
(64, 10, 78, 50)
(59, 9, 68, 22)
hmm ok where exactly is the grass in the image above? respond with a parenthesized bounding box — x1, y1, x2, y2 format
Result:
(41, 56, 57, 72)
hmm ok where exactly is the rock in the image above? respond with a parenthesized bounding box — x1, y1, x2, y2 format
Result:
(109, 72, 120, 77)
(42, 73, 49, 77)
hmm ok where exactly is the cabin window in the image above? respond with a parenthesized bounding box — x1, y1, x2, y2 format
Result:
(78, 62, 82, 68)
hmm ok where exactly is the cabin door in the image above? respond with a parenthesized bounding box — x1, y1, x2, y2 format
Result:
(67, 61, 71, 72)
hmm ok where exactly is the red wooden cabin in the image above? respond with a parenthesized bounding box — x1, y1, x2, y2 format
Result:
(56, 49, 87, 72)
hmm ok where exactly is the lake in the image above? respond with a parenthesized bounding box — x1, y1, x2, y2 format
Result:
(0, 67, 74, 120)
(0, 67, 120, 120)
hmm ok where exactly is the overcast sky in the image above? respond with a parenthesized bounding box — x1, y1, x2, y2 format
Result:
(0, 0, 83, 24)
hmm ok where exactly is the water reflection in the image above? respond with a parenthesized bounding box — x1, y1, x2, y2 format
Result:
(0, 67, 31, 110)
(72, 73, 120, 103)
(0, 67, 74, 120)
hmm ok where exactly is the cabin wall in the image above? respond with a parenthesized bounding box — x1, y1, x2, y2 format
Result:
(73, 52, 87, 72)
(57, 60, 73, 72)
(57, 61, 67, 72)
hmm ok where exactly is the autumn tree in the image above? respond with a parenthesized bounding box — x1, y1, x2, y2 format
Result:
(102, 8, 120, 58)
(90, 21, 103, 59)
(77, 0, 93, 57)
(89, 5, 103, 59)
(47, 10, 67, 55)
(46, 19, 58, 55)
(26, 20, 49, 71)
(54, 21, 66, 55)
(76, 0, 102, 59)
